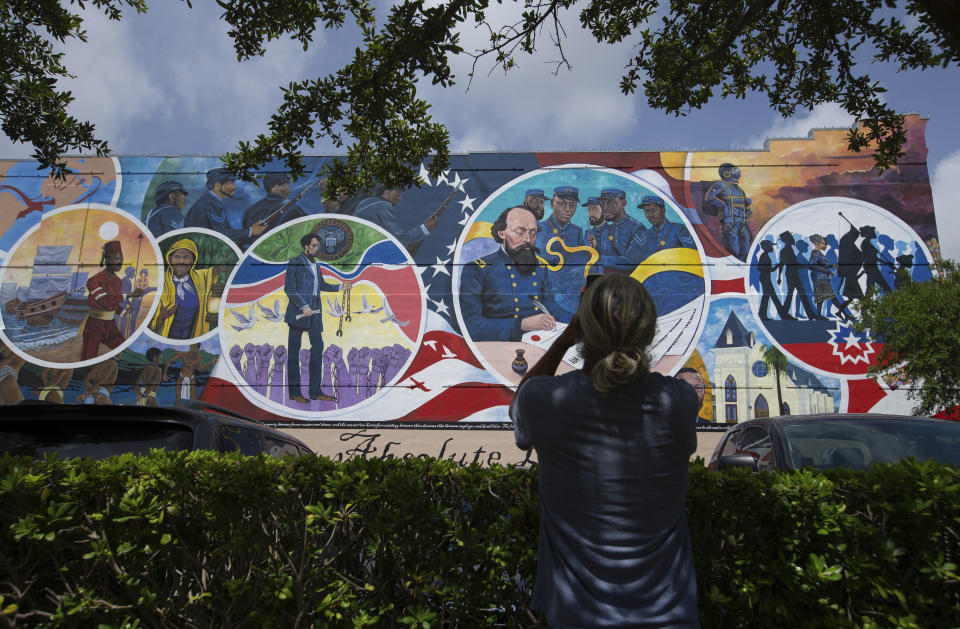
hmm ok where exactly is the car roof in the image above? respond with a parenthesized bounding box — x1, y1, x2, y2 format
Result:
(731, 413, 952, 428)
(4, 401, 201, 426)
(4, 401, 314, 453)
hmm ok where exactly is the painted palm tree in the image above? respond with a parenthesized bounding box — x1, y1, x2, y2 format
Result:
(761, 344, 788, 415)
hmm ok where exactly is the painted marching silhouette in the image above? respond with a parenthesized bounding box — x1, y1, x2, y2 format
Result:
(894, 254, 915, 289)
(837, 214, 865, 302)
(807, 234, 854, 322)
(793, 239, 815, 318)
(837, 212, 896, 302)
(757, 239, 793, 321)
(859, 224, 895, 293)
(775, 231, 822, 320)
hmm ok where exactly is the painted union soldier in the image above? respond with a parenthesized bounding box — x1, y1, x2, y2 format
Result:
(589, 188, 644, 271)
(81, 241, 144, 361)
(624, 196, 695, 264)
(240, 172, 307, 249)
(524, 188, 547, 221)
(704, 163, 752, 261)
(537, 186, 585, 255)
(185, 167, 267, 245)
(460, 206, 570, 342)
(145, 181, 189, 237)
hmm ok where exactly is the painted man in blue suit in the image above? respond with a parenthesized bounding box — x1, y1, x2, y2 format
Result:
(586, 188, 644, 271)
(185, 167, 267, 246)
(624, 196, 695, 263)
(460, 206, 570, 342)
(284, 233, 351, 403)
(146, 181, 188, 237)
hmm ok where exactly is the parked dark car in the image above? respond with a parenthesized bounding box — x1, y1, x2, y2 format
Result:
(0, 400, 313, 459)
(708, 414, 960, 472)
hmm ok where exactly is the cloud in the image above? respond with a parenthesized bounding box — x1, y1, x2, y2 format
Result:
(932, 149, 960, 260)
(418, 6, 644, 151)
(741, 103, 854, 149)
(48, 3, 339, 155)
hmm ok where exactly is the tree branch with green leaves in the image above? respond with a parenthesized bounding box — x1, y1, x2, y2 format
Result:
(1, 0, 957, 188)
(854, 258, 960, 416)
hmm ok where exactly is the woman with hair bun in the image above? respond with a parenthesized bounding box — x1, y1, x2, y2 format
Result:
(511, 273, 700, 628)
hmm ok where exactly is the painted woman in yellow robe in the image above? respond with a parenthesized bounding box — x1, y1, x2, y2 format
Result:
(150, 238, 216, 339)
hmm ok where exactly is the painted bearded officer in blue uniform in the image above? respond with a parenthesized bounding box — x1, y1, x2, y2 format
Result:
(460, 206, 570, 342)
(586, 188, 644, 271)
(624, 196, 696, 263)
(704, 162, 752, 261)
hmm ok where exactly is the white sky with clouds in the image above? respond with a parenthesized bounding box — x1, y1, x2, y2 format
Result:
(1, 1, 958, 256)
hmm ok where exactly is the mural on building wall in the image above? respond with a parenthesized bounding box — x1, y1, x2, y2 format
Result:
(0, 115, 942, 424)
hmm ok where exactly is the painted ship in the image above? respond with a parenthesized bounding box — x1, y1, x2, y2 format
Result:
(12, 246, 76, 326)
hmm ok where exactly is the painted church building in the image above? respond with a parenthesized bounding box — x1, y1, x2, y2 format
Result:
(711, 311, 836, 422)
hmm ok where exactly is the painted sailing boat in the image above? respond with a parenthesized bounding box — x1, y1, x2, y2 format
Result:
(13, 246, 75, 326)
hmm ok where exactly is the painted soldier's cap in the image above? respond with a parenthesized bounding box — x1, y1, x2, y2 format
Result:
(859, 225, 878, 238)
(581, 197, 602, 207)
(897, 254, 914, 266)
(525, 188, 547, 199)
(154, 181, 187, 204)
(103, 241, 123, 257)
(759, 239, 775, 251)
(600, 188, 626, 200)
(553, 186, 579, 200)
(263, 172, 291, 191)
(206, 167, 237, 185)
(809, 234, 826, 245)
(639, 195, 664, 208)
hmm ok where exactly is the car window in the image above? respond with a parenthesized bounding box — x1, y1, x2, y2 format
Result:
(0, 421, 194, 459)
(738, 426, 774, 470)
(783, 419, 960, 469)
(261, 435, 303, 458)
(718, 429, 741, 457)
(218, 425, 264, 455)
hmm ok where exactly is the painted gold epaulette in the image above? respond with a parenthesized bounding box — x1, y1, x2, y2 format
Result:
(473, 257, 487, 268)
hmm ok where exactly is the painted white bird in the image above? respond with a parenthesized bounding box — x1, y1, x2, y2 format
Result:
(378, 297, 410, 327)
(326, 297, 344, 318)
(354, 292, 383, 314)
(231, 305, 257, 332)
(257, 299, 283, 323)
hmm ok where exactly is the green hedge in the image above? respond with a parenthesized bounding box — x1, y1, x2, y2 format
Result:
(0, 453, 958, 628)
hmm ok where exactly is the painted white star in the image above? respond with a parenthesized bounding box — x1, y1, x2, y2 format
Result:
(458, 214, 470, 226)
(449, 172, 468, 191)
(436, 170, 450, 187)
(430, 257, 451, 277)
(843, 331, 862, 349)
(445, 241, 458, 256)
(458, 194, 476, 214)
(432, 298, 450, 316)
(418, 163, 433, 187)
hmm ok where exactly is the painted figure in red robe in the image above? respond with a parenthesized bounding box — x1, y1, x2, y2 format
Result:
(81, 241, 144, 360)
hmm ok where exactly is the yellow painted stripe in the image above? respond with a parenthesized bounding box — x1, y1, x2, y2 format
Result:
(630, 247, 705, 283)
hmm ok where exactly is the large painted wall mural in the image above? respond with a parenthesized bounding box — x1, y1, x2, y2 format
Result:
(0, 115, 941, 428)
